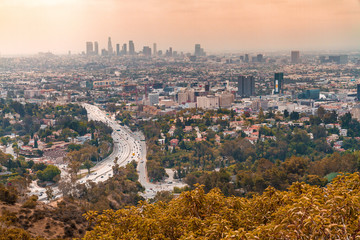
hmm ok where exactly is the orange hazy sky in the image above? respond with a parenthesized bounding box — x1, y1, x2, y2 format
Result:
(0, 0, 359, 55)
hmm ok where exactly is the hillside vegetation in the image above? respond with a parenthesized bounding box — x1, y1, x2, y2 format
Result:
(83, 173, 360, 240)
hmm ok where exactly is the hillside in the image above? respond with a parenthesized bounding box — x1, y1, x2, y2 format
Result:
(83, 173, 360, 240)
(0, 199, 88, 239)
(2, 173, 360, 239)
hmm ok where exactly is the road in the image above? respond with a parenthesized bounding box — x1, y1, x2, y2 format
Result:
(79, 103, 140, 183)
(29, 103, 186, 200)
(81, 104, 186, 198)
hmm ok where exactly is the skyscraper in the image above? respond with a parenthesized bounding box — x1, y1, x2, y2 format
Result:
(256, 54, 263, 63)
(116, 44, 120, 56)
(291, 51, 300, 64)
(195, 44, 201, 56)
(108, 37, 113, 55)
(94, 42, 99, 55)
(86, 42, 93, 55)
(143, 46, 151, 57)
(274, 72, 284, 94)
(244, 54, 249, 63)
(357, 84, 360, 101)
(237, 75, 255, 98)
(205, 82, 210, 92)
(194, 44, 205, 56)
(129, 40, 135, 55)
(153, 43, 157, 56)
(122, 43, 127, 55)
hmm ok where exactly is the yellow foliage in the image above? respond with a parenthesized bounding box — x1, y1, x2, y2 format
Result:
(83, 173, 360, 239)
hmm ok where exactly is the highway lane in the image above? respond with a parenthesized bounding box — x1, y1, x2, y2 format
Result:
(29, 103, 186, 201)
(29, 103, 136, 200)
(82, 104, 187, 198)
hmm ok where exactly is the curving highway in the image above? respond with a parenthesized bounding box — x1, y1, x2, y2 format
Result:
(82, 104, 186, 198)
(29, 103, 186, 201)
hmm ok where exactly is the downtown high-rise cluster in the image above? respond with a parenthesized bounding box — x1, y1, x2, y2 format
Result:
(86, 37, 206, 58)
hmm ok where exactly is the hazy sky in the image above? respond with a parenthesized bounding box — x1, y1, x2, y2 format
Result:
(0, 0, 359, 55)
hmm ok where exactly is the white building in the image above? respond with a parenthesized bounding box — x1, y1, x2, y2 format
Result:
(218, 92, 234, 108)
(197, 95, 219, 109)
(149, 93, 159, 106)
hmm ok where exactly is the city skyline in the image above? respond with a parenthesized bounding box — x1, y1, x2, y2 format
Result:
(0, 0, 360, 55)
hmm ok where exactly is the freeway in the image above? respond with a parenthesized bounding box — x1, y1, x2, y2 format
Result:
(29, 103, 186, 201)
(82, 104, 186, 198)
(79, 103, 140, 183)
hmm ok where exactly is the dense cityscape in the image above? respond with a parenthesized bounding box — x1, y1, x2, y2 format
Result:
(1, 0, 360, 238)
(0, 40, 360, 238)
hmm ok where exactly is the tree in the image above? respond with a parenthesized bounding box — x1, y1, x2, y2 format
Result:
(317, 106, 326, 119)
(0, 184, 17, 204)
(340, 112, 352, 128)
(68, 161, 82, 180)
(289, 111, 299, 120)
(12, 142, 19, 158)
(83, 174, 360, 240)
(37, 165, 61, 182)
(45, 186, 54, 200)
(283, 109, 289, 118)
(34, 137, 38, 149)
(311, 125, 327, 139)
(83, 160, 92, 175)
(258, 108, 265, 122)
(106, 103, 117, 113)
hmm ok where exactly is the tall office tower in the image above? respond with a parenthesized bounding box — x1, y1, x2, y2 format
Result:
(143, 46, 151, 56)
(108, 37, 113, 55)
(194, 44, 205, 56)
(274, 72, 284, 94)
(116, 44, 120, 56)
(237, 75, 255, 97)
(129, 40, 135, 55)
(257, 54, 263, 63)
(357, 84, 360, 101)
(195, 44, 201, 56)
(86, 42, 93, 55)
(101, 49, 108, 56)
(291, 51, 300, 64)
(244, 54, 249, 63)
(94, 42, 99, 55)
(169, 47, 173, 57)
(205, 82, 210, 92)
(122, 43, 127, 55)
(153, 43, 157, 56)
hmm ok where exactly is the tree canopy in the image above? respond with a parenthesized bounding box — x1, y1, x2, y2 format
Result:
(83, 173, 360, 240)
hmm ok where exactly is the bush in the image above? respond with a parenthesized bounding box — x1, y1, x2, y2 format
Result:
(0, 184, 17, 204)
(0, 227, 31, 240)
(22, 195, 38, 209)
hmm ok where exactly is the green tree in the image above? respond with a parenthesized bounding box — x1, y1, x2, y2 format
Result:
(83, 160, 93, 175)
(37, 165, 61, 182)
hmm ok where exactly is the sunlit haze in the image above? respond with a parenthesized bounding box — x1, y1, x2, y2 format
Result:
(0, 0, 360, 55)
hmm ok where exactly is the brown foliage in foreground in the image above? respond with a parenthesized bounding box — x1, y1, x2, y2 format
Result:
(84, 173, 360, 239)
